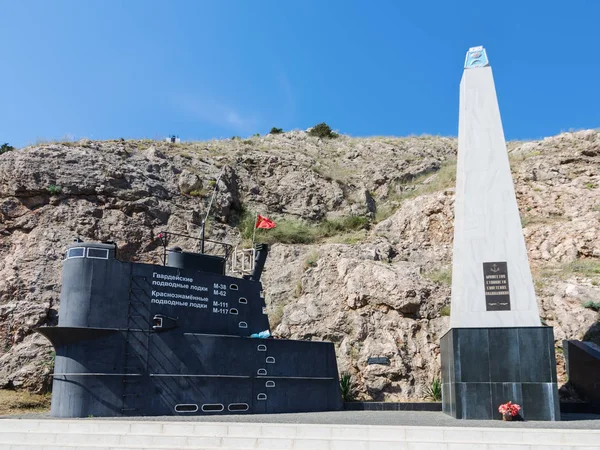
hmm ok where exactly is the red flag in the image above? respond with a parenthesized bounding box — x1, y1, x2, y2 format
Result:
(255, 215, 276, 229)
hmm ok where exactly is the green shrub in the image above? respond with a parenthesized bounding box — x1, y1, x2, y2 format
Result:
(269, 304, 285, 329)
(326, 230, 367, 245)
(583, 322, 600, 347)
(426, 268, 452, 285)
(239, 210, 370, 245)
(188, 189, 208, 198)
(259, 221, 318, 244)
(293, 280, 303, 298)
(308, 122, 338, 139)
(440, 305, 451, 317)
(387, 159, 457, 204)
(40, 350, 56, 368)
(423, 378, 442, 401)
(0, 143, 15, 154)
(375, 204, 396, 223)
(535, 259, 600, 286)
(320, 216, 369, 235)
(566, 259, 600, 277)
(340, 372, 355, 402)
(303, 250, 319, 270)
(270, 127, 283, 134)
(555, 346, 564, 355)
(47, 185, 62, 195)
(236, 209, 256, 240)
(583, 301, 600, 312)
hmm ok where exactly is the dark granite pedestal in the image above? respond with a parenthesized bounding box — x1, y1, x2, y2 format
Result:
(441, 327, 560, 421)
(563, 339, 600, 408)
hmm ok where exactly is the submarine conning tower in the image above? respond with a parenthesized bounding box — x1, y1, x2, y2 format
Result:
(55, 237, 271, 333)
(166, 246, 227, 275)
(37, 236, 342, 417)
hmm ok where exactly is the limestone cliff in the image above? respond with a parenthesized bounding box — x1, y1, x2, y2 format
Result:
(0, 130, 598, 399)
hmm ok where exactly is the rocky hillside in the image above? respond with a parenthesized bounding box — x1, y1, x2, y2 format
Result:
(0, 130, 599, 400)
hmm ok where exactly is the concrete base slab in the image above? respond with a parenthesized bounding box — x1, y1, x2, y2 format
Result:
(1, 413, 600, 450)
(0, 412, 600, 450)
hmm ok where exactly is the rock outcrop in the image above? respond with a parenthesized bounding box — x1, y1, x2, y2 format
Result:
(0, 130, 598, 399)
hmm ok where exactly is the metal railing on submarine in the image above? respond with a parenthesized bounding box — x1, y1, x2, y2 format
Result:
(157, 230, 232, 264)
(156, 230, 266, 280)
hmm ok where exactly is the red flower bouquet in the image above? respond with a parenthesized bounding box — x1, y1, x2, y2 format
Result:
(498, 401, 521, 420)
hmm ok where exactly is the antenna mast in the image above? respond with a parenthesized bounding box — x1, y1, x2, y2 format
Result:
(200, 171, 224, 253)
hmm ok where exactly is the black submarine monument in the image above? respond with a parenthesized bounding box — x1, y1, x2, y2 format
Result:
(37, 213, 342, 417)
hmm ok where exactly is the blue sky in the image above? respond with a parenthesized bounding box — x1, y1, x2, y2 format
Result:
(1, 0, 599, 148)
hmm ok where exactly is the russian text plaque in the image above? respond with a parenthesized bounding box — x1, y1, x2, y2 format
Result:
(483, 261, 511, 311)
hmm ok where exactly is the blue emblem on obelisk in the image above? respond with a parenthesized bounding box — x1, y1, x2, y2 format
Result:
(464, 45, 489, 69)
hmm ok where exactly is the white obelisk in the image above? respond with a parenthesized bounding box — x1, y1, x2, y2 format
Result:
(450, 47, 541, 328)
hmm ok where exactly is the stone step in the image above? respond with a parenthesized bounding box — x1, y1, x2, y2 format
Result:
(2, 441, 598, 450)
(0, 419, 599, 449)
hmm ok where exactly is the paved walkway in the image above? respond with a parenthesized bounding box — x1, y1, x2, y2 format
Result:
(3, 411, 599, 429)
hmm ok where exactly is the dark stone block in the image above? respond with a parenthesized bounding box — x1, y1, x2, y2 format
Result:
(441, 327, 559, 421)
(422, 403, 443, 411)
(489, 328, 520, 382)
(560, 401, 600, 414)
(563, 340, 600, 407)
(453, 382, 464, 418)
(264, 378, 340, 413)
(457, 328, 489, 382)
(440, 333, 451, 385)
(491, 382, 523, 419)
(551, 383, 560, 418)
(442, 383, 452, 416)
(522, 383, 560, 421)
(343, 402, 442, 412)
(518, 328, 552, 382)
(462, 383, 493, 420)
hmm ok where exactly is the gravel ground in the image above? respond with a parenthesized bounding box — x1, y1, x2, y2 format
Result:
(2, 411, 599, 429)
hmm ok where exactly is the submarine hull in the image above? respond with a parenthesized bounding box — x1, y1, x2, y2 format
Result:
(38, 243, 342, 417)
(40, 328, 341, 417)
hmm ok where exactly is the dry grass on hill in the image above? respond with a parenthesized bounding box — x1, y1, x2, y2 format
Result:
(0, 390, 50, 416)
